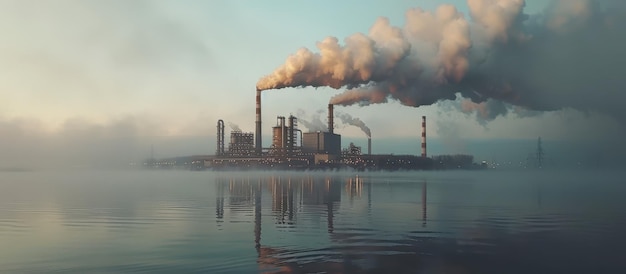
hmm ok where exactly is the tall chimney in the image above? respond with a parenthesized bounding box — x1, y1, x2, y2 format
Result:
(288, 115, 296, 154)
(421, 116, 427, 158)
(255, 90, 262, 155)
(328, 104, 334, 134)
(280, 116, 286, 151)
(367, 137, 371, 156)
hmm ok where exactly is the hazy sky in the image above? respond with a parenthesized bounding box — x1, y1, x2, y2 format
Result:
(1, 0, 625, 168)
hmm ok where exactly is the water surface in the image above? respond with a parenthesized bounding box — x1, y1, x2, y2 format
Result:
(1, 170, 625, 273)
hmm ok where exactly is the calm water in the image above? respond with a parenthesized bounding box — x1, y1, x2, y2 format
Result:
(1, 169, 626, 273)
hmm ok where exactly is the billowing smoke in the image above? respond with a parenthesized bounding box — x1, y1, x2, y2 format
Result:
(257, 0, 626, 124)
(335, 112, 371, 138)
(460, 99, 509, 123)
(228, 122, 241, 132)
(295, 109, 327, 132)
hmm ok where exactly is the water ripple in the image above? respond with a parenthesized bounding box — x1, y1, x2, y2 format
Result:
(2, 171, 626, 273)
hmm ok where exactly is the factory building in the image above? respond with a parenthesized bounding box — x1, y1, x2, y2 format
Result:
(229, 131, 254, 157)
(200, 90, 441, 170)
(271, 116, 300, 156)
(301, 104, 341, 164)
(302, 132, 341, 155)
(147, 86, 481, 171)
(342, 142, 362, 156)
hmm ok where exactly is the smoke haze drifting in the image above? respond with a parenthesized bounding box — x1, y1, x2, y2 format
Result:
(335, 112, 372, 138)
(257, 0, 626, 123)
(228, 122, 241, 132)
(295, 109, 327, 132)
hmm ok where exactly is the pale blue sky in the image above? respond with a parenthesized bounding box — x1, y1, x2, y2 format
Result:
(1, 0, 624, 166)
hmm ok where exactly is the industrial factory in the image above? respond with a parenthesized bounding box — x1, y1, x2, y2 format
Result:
(204, 92, 434, 171)
(142, 90, 486, 171)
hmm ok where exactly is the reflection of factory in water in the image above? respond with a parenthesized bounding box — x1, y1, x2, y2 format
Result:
(215, 175, 344, 228)
(215, 175, 427, 234)
(216, 175, 430, 273)
(208, 103, 434, 171)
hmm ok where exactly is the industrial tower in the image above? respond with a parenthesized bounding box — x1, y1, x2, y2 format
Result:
(535, 137, 544, 169)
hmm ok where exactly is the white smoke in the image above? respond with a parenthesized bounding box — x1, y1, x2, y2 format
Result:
(334, 111, 371, 138)
(295, 109, 327, 132)
(228, 122, 241, 132)
(257, 0, 626, 124)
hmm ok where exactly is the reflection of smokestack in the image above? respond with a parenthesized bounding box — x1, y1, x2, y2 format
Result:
(422, 181, 427, 226)
(255, 90, 262, 155)
(327, 194, 334, 233)
(368, 137, 371, 155)
(421, 116, 427, 158)
(254, 181, 262, 249)
(328, 104, 334, 134)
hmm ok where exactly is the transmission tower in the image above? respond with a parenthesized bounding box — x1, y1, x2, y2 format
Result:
(535, 137, 544, 168)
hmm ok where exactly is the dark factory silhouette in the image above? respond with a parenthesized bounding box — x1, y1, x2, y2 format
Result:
(144, 100, 481, 171)
(205, 103, 459, 171)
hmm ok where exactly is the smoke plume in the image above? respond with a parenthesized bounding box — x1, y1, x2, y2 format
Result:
(295, 109, 327, 132)
(228, 122, 241, 132)
(257, 0, 626, 124)
(335, 112, 371, 138)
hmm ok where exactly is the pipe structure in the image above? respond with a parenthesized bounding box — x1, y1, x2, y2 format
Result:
(328, 104, 334, 134)
(280, 116, 286, 153)
(368, 137, 371, 156)
(421, 116, 427, 158)
(255, 90, 262, 155)
(217, 119, 225, 156)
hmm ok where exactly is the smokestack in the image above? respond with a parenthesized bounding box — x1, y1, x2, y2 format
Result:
(328, 104, 334, 134)
(280, 116, 286, 151)
(288, 115, 296, 154)
(368, 137, 371, 156)
(421, 116, 427, 158)
(255, 90, 262, 155)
